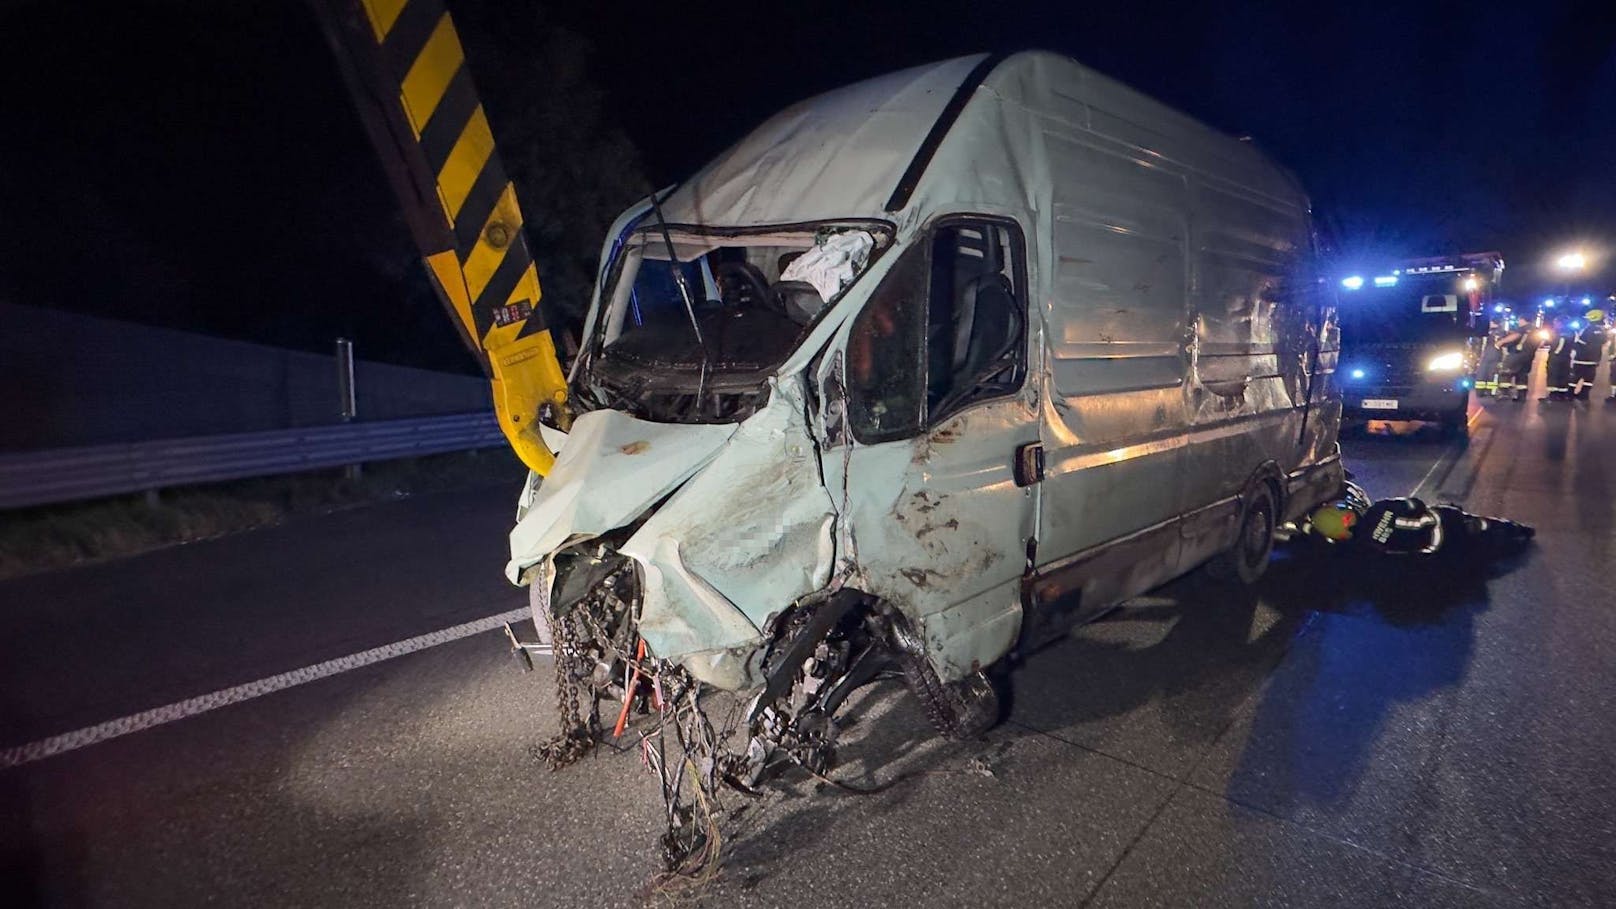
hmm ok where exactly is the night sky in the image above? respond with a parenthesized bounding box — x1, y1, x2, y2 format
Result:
(3, 0, 1614, 371)
(559, 0, 1616, 291)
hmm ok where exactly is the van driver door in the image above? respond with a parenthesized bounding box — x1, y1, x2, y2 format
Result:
(819, 217, 1039, 680)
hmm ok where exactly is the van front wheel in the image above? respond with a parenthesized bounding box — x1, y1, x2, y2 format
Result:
(1207, 484, 1277, 586)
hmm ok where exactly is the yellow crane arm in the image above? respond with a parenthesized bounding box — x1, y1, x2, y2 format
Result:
(312, 0, 568, 474)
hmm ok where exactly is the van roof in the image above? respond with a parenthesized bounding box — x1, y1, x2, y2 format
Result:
(657, 51, 1306, 228)
(656, 55, 988, 227)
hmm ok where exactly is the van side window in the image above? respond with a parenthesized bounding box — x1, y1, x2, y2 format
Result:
(925, 221, 1026, 420)
(846, 221, 1026, 444)
(847, 243, 927, 443)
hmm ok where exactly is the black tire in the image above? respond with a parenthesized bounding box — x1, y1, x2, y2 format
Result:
(948, 671, 1004, 739)
(1440, 410, 1469, 440)
(528, 576, 554, 648)
(1206, 483, 1277, 586)
(899, 650, 1004, 740)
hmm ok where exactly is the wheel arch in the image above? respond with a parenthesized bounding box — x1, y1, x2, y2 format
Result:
(1243, 459, 1287, 516)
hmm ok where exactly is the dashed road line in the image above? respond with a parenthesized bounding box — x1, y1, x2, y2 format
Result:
(1408, 408, 1481, 500)
(0, 607, 528, 770)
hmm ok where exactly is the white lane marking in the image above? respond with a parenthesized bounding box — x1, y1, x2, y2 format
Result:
(0, 607, 528, 770)
(1408, 408, 1482, 499)
(1409, 452, 1452, 499)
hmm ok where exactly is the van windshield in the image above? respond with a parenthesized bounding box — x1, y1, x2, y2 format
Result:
(593, 224, 890, 374)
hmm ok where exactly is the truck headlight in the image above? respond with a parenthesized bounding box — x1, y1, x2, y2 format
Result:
(1426, 351, 1464, 372)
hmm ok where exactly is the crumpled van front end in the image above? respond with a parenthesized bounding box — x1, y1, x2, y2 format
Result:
(501, 203, 1009, 802)
(506, 372, 837, 691)
(505, 204, 906, 678)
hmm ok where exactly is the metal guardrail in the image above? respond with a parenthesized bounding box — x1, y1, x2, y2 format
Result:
(0, 412, 505, 510)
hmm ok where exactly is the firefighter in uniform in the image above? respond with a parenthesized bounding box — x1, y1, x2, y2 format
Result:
(1493, 322, 1538, 401)
(1540, 316, 1573, 401)
(1569, 310, 1607, 400)
(1604, 310, 1616, 402)
(1474, 318, 1505, 396)
(1305, 493, 1534, 559)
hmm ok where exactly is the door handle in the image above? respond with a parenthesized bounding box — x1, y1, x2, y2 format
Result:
(1014, 441, 1044, 487)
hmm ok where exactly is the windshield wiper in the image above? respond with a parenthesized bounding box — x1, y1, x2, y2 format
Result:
(646, 188, 711, 408)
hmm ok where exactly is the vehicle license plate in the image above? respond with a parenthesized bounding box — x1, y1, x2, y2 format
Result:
(1361, 399, 1398, 410)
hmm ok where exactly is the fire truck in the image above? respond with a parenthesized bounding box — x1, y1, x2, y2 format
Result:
(1335, 252, 1503, 437)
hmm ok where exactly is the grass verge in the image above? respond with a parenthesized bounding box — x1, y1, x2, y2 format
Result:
(0, 448, 527, 581)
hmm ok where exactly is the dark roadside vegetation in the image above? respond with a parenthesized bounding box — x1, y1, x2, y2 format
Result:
(0, 449, 526, 581)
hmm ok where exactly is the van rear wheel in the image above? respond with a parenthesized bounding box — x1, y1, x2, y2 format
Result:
(1207, 484, 1276, 586)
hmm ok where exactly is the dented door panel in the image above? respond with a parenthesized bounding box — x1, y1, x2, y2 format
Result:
(1181, 183, 1315, 515)
(1035, 385, 1187, 572)
(828, 402, 1036, 682)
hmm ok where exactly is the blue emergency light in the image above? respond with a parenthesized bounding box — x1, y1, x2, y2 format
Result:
(1341, 276, 1364, 290)
(1373, 275, 1398, 287)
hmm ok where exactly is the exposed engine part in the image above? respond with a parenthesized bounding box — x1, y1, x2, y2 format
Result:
(644, 670, 746, 892)
(528, 557, 1000, 887)
(742, 590, 894, 784)
(526, 538, 745, 885)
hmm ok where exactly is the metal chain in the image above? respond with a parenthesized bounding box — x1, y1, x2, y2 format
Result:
(533, 562, 639, 768)
(534, 610, 594, 768)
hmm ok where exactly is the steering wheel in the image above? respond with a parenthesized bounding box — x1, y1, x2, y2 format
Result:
(714, 261, 778, 313)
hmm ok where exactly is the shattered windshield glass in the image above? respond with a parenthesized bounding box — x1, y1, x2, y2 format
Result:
(593, 224, 890, 375)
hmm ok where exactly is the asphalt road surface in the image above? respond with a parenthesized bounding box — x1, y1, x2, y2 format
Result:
(4, 380, 1615, 907)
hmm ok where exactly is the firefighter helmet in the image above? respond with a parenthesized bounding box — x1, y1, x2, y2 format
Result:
(1309, 504, 1359, 541)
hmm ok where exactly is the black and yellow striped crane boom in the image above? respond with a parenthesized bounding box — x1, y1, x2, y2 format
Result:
(312, 0, 568, 475)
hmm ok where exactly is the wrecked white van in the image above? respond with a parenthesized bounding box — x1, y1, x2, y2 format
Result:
(508, 51, 1342, 772)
